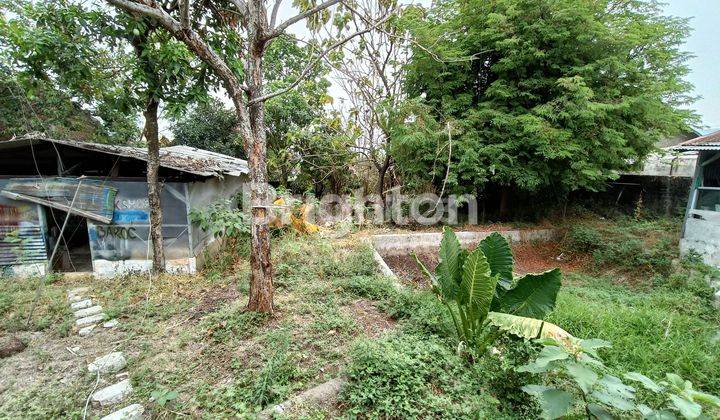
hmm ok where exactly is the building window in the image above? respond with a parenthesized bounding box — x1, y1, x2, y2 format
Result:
(696, 154, 720, 211)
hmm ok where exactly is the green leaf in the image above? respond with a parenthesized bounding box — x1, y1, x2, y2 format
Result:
(434, 227, 462, 300)
(624, 372, 663, 393)
(539, 388, 575, 419)
(668, 394, 702, 419)
(437, 227, 462, 284)
(478, 232, 514, 287)
(487, 312, 574, 343)
(566, 362, 598, 394)
(518, 346, 569, 373)
(522, 385, 574, 419)
(579, 338, 612, 358)
(591, 390, 636, 412)
(588, 403, 614, 420)
(497, 268, 561, 318)
(687, 390, 720, 407)
(459, 248, 496, 321)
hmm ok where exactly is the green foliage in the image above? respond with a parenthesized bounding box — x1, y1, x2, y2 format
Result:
(151, 387, 179, 407)
(396, 0, 697, 196)
(548, 271, 720, 394)
(251, 329, 297, 408)
(190, 199, 250, 239)
(172, 99, 242, 157)
(520, 337, 720, 419)
(566, 226, 604, 253)
(415, 228, 564, 356)
(342, 333, 503, 419)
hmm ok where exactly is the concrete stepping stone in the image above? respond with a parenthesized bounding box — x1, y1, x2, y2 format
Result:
(91, 379, 133, 407)
(100, 404, 144, 420)
(76, 313, 106, 327)
(71, 299, 93, 310)
(103, 319, 119, 329)
(79, 324, 97, 337)
(88, 352, 126, 374)
(74, 305, 103, 318)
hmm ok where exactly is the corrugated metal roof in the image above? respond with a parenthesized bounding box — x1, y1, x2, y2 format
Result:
(0, 135, 249, 177)
(671, 130, 720, 151)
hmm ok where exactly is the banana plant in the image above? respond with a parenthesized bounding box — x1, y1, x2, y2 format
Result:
(414, 228, 568, 355)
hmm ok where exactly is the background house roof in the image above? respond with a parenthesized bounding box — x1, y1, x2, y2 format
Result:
(0, 135, 249, 177)
(671, 130, 720, 151)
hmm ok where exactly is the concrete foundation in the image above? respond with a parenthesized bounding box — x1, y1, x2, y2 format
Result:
(372, 229, 557, 256)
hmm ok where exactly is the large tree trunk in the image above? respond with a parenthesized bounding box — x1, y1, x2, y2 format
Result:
(244, 6, 274, 313)
(144, 98, 165, 273)
(377, 154, 391, 202)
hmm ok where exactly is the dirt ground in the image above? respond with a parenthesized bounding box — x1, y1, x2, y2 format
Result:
(382, 240, 589, 286)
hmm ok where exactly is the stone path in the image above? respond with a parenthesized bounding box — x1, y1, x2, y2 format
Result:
(66, 287, 145, 419)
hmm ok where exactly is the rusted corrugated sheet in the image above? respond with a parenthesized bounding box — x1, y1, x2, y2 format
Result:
(0, 225, 46, 265)
(0, 135, 249, 177)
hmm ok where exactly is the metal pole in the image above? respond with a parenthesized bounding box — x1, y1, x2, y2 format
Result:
(26, 177, 84, 327)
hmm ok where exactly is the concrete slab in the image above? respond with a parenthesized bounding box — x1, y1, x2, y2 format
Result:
(70, 299, 93, 310)
(103, 319, 119, 328)
(88, 352, 126, 374)
(76, 313, 106, 327)
(100, 404, 144, 420)
(91, 379, 132, 407)
(79, 324, 97, 336)
(74, 305, 103, 318)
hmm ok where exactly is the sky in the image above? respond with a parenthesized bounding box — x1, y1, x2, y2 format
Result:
(663, 0, 720, 133)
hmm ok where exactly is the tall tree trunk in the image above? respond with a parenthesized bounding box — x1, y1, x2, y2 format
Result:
(144, 98, 165, 273)
(377, 154, 391, 203)
(244, 7, 273, 313)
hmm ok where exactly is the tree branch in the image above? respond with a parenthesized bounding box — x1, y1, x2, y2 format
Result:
(250, 11, 394, 104)
(269, 0, 282, 29)
(228, 0, 248, 17)
(180, 0, 190, 29)
(105, 0, 249, 95)
(266, 0, 340, 40)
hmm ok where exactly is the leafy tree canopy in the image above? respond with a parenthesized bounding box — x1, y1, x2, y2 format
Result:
(394, 0, 697, 195)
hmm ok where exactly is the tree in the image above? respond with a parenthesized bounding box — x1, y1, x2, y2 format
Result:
(105, 0, 396, 313)
(397, 0, 697, 211)
(330, 0, 406, 202)
(0, 1, 139, 143)
(1, 0, 210, 273)
(172, 98, 242, 157)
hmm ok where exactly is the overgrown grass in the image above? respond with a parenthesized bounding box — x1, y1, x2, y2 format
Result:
(549, 271, 720, 394)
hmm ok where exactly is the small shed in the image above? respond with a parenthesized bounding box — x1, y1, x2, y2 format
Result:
(673, 130, 720, 266)
(0, 135, 248, 277)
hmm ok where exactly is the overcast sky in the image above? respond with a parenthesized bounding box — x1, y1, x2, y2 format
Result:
(663, 0, 720, 132)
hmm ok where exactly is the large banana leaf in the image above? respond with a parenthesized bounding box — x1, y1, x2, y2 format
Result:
(487, 312, 574, 344)
(479, 232, 514, 289)
(459, 249, 496, 321)
(437, 227, 463, 282)
(494, 268, 561, 318)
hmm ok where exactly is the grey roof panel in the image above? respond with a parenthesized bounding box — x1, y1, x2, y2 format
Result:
(0, 135, 249, 177)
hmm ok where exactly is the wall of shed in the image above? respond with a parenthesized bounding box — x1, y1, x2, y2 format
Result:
(0, 179, 47, 277)
(88, 180, 193, 277)
(187, 175, 246, 270)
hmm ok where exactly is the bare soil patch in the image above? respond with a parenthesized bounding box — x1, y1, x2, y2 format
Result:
(382, 240, 589, 286)
(342, 299, 396, 338)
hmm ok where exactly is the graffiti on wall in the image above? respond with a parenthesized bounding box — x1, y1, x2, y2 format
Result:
(88, 181, 190, 262)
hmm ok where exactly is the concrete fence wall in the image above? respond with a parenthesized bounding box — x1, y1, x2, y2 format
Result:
(372, 228, 558, 256)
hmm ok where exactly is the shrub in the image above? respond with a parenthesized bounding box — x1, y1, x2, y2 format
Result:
(342, 333, 502, 419)
(566, 226, 603, 253)
(520, 337, 720, 419)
